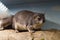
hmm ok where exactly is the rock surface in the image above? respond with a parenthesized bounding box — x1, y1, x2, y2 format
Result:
(0, 29, 60, 40)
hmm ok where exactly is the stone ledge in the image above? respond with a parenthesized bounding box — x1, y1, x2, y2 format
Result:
(0, 29, 60, 40)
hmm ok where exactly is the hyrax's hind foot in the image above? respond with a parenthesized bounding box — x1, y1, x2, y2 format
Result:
(0, 27, 3, 31)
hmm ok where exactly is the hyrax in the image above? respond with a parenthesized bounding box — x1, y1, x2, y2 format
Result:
(13, 10, 45, 33)
(0, 15, 13, 30)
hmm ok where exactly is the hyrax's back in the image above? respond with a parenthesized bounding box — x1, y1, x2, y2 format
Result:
(14, 10, 35, 25)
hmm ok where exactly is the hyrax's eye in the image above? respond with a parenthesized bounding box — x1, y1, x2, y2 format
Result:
(36, 16, 41, 20)
(34, 16, 41, 20)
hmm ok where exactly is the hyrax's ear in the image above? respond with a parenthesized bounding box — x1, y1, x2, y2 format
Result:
(42, 14, 45, 16)
(42, 13, 45, 16)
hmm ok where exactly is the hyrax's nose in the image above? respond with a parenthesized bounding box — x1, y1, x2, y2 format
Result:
(40, 14, 45, 23)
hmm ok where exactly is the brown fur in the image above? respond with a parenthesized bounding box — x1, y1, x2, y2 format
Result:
(13, 10, 45, 32)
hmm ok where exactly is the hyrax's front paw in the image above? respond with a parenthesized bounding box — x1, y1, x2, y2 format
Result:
(29, 30, 35, 33)
(15, 30, 19, 33)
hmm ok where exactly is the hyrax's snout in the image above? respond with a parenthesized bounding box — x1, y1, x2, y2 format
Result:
(38, 14, 45, 23)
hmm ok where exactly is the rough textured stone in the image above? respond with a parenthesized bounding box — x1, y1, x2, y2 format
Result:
(0, 30, 60, 40)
